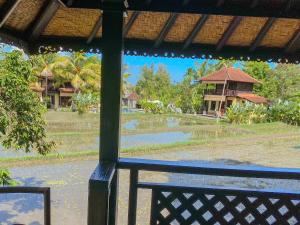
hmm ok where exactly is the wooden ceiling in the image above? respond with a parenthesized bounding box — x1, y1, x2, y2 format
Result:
(0, 0, 300, 62)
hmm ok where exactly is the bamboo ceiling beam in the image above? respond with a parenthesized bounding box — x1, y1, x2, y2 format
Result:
(0, 0, 22, 28)
(249, 0, 292, 52)
(182, 15, 209, 50)
(285, 28, 300, 53)
(123, 11, 139, 37)
(216, 16, 243, 51)
(28, 0, 62, 41)
(183, 0, 226, 50)
(249, 17, 276, 52)
(87, 15, 103, 44)
(216, 0, 225, 7)
(250, 0, 259, 8)
(154, 13, 179, 48)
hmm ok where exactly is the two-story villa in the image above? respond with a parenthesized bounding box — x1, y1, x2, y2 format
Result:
(200, 67, 267, 116)
(31, 70, 75, 109)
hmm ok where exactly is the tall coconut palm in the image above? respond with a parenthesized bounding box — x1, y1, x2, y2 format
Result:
(30, 53, 58, 98)
(51, 52, 101, 93)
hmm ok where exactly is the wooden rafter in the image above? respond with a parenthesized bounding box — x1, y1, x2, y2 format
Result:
(0, 0, 22, 28)
(249, 0, 292, 52)
(285, 28, 300, 53)
(123, 11, 139, 37)
(216, 0, 225, 7)
(249, 17, 276, 52)
(250, 0, 259, 8)
(182, 0, 227, 50)
(154, 13, 178, 48)
(28, 0, 62, 41)
(87, 15, 103, 44)
(182, 15, 209, 50)
(216, 16, 243, 51)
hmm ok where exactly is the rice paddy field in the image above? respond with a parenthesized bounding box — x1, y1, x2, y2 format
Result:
(2, 110, 300, 169)
(46, 111, 300, 168)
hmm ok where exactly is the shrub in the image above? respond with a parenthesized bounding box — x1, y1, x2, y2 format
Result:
(268, 100, 300, 126)
(139, 100, 165, 114)
(0, 169, 17, 186)
(72, 93, 99, 114)
(227, 100, 300, 126)
(226, 102, 268, 124)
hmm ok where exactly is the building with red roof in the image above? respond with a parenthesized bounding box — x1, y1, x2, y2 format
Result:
(122, 92, 139, 109)
(200, 67, 267, 116)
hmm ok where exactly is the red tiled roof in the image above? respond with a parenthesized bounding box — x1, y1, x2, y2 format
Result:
(126, 92, 139, 101)
(237, 93, 268, 104)
(201, 67, 260, 84)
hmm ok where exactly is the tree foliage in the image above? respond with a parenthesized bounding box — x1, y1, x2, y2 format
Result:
(135, 64, 172, 104)
(51, 52, 101, 94)
(264, 64, 300, 101)
(0, 51, 54, 154)
(0, 50, 55, 185)
(242, 61, 271, 95)
(0, 169, 17, 186)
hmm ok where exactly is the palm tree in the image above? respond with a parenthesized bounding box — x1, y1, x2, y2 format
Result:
(51, 52, 101, 93)
(30, 53, 58, 101)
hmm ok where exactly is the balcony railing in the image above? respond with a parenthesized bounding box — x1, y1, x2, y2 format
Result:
(0, 186, 51, 225)
(204, 89, 239, 96)
(89, 157, 300, 225)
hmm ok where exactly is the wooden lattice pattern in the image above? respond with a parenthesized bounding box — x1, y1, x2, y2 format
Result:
(150, 188, 300, 225)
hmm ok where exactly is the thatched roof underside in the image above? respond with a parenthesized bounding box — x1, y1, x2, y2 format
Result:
(1, 0, 300, 62)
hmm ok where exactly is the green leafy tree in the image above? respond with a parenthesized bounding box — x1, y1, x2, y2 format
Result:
(264, 64, 300, 101)
(242, 61, 271, 95)
(175, 60, 216, 113)
(123, 65, 132, 95)
(136, 64, 172, 104)
(0, 50, 54, 185)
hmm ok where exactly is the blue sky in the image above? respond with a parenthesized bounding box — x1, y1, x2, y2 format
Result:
(124, 55, 207, 85)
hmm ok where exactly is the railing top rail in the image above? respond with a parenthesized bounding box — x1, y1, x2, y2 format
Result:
(118, 158, 300, 180)
(138, 182, 300, 198)
(0, 186, 50, 194)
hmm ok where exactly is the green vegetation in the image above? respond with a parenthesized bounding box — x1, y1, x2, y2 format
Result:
(0, 169, 17, 185)
(135, 60, 300, 114)
(227, 101, 300, 125)
(72, 93, 99, 114)
(0, 50, 54, 185)
(1, 111, 299, 169)
(50, 52, 101, 93)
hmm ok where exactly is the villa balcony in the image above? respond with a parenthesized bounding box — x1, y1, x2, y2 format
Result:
(204, 89, 241, 97)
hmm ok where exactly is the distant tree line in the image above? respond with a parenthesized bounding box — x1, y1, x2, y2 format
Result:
(135, 60, 300, 114)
